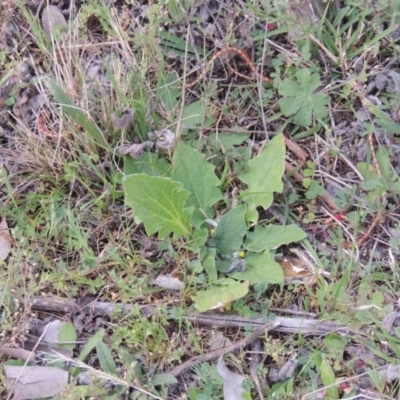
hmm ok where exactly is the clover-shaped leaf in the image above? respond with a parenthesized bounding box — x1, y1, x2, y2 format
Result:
(278, 69, 330, 127)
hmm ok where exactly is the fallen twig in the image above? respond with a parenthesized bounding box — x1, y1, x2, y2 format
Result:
(249, 339, 264, 399)
(27, 294, 154, 317)
(357, 212, 382, 246)
(284, 135, 308, 163)
(167, 321, 280, 377)
(0, 347, 34, 362)
(185, 312, 349, 336)
(344, 211, 387, 249)
(285, 160, 343, 212)
(6, 293, 351, 336)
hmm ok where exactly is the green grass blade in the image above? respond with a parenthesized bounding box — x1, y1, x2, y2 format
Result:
(96, 340, 118, 375)
(44, 77, 110, 150)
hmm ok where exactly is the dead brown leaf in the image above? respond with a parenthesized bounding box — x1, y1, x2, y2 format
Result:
(5, 365, 68, 399)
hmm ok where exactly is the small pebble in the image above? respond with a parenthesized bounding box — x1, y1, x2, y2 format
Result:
(41, 5, 67, 37)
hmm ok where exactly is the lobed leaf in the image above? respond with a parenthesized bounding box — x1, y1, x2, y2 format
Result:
(320, 357, 339, 399)
(182, 100, 205, 130)
(58, 321, 77, 351)
(78, 329, 105, 361)
(209, 132, 250, 149)
(278, 69, 330, 127)
(150, 373, 178, 386)
(203, 247, 218, 282)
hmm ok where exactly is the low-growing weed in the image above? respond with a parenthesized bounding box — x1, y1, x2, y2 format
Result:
(123, 134, 307, 311)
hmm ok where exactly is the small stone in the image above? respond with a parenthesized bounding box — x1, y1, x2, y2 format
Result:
(41, 5, 67, 37)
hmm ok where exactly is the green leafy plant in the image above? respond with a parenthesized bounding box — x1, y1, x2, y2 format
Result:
(123, 134, 307, 311)
(167, 0, 193, 23)
(302, 160, 325, 200)
(357, 145, 400, 210)
(188, 362, 224, 400)
(157, 77, 217, 138)
(278, 69, 331, 127)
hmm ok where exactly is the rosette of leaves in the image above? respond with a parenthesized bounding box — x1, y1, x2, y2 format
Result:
(123, 134, 306, 311)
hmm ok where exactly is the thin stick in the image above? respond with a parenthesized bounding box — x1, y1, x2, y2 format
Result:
(284, 136, 308, 162)
(249, 339, 264, 399)
(167, 321, 280, 377)
(356, 212, 383, 246)
(285, 161, 342, 212)
(0, 347, 34, 363)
